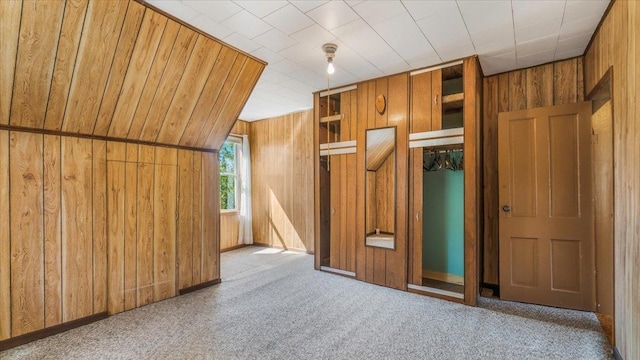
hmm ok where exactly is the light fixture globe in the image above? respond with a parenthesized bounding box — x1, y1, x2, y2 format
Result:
(322, 43, 338, 75)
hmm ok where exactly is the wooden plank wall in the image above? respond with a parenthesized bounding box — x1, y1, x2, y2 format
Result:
(0, 129, 219, 341)
(482, 57, 584, 286)
(584, 1, 640, 357)
(0, 0, 264, 150)
(249, 111, 314, 252)
(353, 74, 409, 291)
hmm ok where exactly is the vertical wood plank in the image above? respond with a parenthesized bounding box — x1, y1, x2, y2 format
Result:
(92, 140, 107, 313)
(44, 0, 89, 130)
(201, 152, 219, 282)
(10, 131, 44, 336)
(192, 152, 203, 284)
(62, 0, 129, 133)
(177, 150, 194, 289)
(10, 0, 65, 128)
(107, 143, 126, 315)
(526, 64, 554, 108)
(155, 41, 222, 144)
(43, 135, 62, 327)
(123, 144, 138, 310)
(138, 31, 199, 142)
(136, 145, 154, 306)
(346, 153, 357, 272)
(431, 69, 442, 130)
(61, 137, 93, 321)
(107, 11, 169, 138)
(0, 130, 11, 339)
(411, 71, 432, 133)
(508, 70, 527, 111)
(0, 1, 22, 125)
(553, 58, 578, 105)
(355, 82, 368, 281)
(153, 148, 177, 300)
(92, 1, 146, 135)
(129, 23, 193, 140)
(329, 155, 341, 268)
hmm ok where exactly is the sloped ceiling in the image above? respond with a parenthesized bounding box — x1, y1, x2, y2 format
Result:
(0, 0, 264, 150)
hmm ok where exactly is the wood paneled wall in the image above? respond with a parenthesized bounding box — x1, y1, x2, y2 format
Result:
(0, 130, 219, 342)
(0, 0, 264, 150)
(584, 1, 640, 357)
(353, 74, 409, 290)
(249, 111, 315, 252)
(482, 57, 584, 285)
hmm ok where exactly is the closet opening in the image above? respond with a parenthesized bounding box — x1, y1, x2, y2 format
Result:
(421, 146, 464, 296)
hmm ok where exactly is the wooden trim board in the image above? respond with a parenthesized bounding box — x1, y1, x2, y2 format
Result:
(178, 279, 221, 295)
(0, 312, 108, 351)
(423, 270, 464, 286)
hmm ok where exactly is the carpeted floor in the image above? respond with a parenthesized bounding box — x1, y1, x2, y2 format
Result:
(1, 246, 612, 359)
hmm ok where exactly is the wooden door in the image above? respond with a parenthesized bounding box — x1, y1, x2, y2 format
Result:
(498, 102, 594, 311)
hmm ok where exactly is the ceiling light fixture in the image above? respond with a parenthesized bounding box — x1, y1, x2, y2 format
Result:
(322, 43, 337, 75)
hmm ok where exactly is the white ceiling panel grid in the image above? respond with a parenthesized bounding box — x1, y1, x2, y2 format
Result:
(145, 0, 610, 121)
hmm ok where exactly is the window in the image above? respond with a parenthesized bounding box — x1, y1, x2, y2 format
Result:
(219, 138, 240, 211)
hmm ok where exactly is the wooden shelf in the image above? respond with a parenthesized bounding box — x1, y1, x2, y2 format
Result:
(442, 93, 464, 111)
(320, 114, 343, 123)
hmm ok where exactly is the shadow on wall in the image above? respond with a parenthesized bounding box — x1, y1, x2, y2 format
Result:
(267, 188, 307, 251)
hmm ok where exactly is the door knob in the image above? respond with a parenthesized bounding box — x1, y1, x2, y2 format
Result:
(502, 205, 511, 212)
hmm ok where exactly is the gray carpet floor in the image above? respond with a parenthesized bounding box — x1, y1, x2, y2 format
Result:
(1, 246, 612, 359)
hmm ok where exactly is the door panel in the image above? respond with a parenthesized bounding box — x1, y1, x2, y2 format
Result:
(499, 102, 594, 311)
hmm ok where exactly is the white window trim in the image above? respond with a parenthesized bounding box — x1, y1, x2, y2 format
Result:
(220, 138, 241, 212)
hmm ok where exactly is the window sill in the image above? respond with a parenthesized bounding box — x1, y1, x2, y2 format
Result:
(220, 209, 239, 215)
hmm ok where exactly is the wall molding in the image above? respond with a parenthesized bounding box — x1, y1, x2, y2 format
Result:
(178, 279, 222, 295)
(423, 270, 464, 286)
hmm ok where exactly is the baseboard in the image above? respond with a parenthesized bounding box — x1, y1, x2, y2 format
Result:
(0, 312, 108, 351)
(253, 242, 311, 254)
(221, 244, 248, 253)
(613, 346, 623, 360)
(179, 279, 221, 295)
(423, 270, 464, 285)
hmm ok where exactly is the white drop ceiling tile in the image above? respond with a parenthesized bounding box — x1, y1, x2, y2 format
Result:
(290, 0, 328, 13)
(563, 0, 609, 24)
(367, 49, 408, 74)
(352, 0, 406, 26)
(457, 0, 512, 32)
(260, 69, 291, 83)
(288, 68, 328, 87)
(306, 1, 360, 31)
(556, 33, 591, 53)
(555, 48, 584, 60)
(233, 1, 288, 18)
(475, 40, 516, 56)
(512, 0, 567, 28)
(182, 1, 242, 22)
(344, 62, 384, 80)
(223, 33, 261, 53)
(516, 50, 555, 68)
(263, 4, 314, 35)
(190, 14, 233, 39)
(468, 25, 514, 48)
(407, 55, 443, 71)
(560, 15, 602, 39)
(268, 58, 304, 74)
(345, 0, 365, 6)
(372, 13, 436, 65)
(402, 0, 457, 21)
(148, 0, 199, 21)
(516, 34, 558, 57)
(289, 24, 337, 44)
(416, 9, 470, 48)
(253, 28, 297, 52)
(515, 18, 562, 43)
(332, 19, 390, 58)
(251, 47, 284, 64)
(221, 10, 272, 38)
(480, 51, 516, 70)
(435, 42, 476, 62)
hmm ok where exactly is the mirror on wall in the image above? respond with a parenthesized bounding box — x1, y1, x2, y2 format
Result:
(365, 127, 396, 249)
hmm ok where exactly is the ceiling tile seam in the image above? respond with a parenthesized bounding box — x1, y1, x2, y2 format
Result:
(553, 1, 569, 60)
(90, 1, 141, 135)
(454, 0, 477, 55)
(344, 4, 410, 73)
(510, 0, 518, 63)
(232, 0, 287, 20)
(398, 0, 443, 64)
(115, 15, 171, 138)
